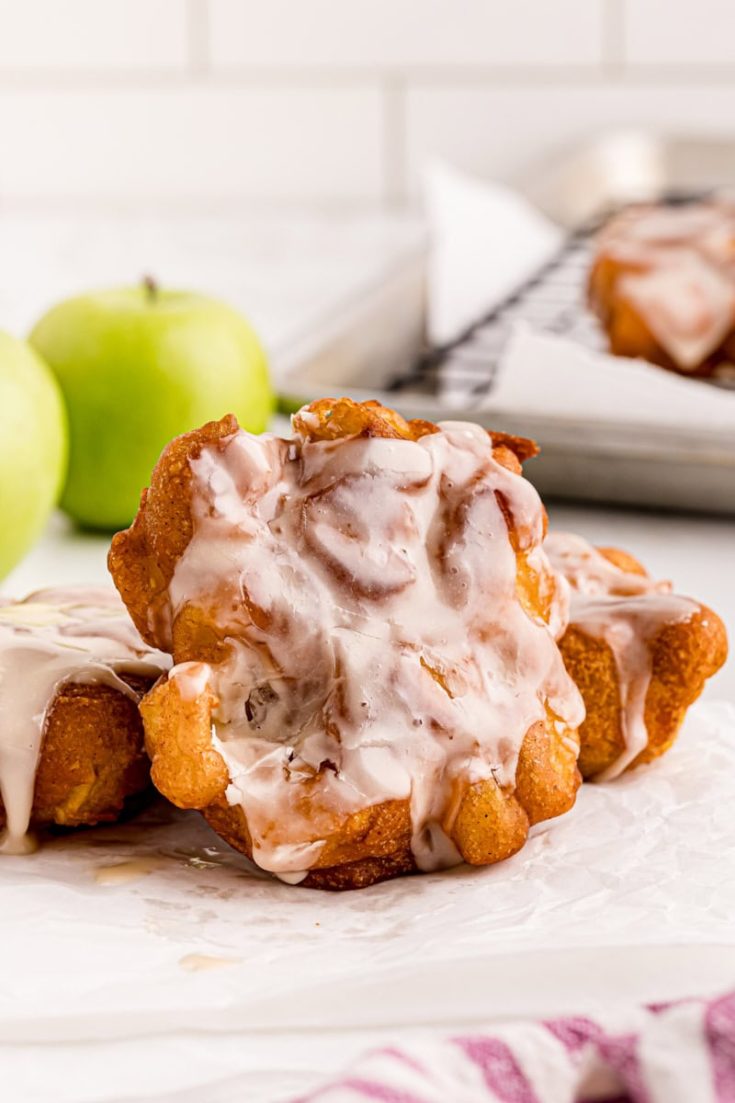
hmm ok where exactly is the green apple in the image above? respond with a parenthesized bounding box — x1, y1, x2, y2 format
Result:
(29, 282, 274, 530)
(0, 331, 68, 580)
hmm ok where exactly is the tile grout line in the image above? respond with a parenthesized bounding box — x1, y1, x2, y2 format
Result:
(0, 194, 402, 217)
(382, 75, 409, 209)
(602, 0, 625, 78)
(186, 0, 210, 78)
(2, 65, 735, 91)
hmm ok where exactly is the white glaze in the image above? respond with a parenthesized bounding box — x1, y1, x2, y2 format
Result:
(165, 418, 583, 876)
(179, 953, 242, 972)
(95, 856, 161, 885)
(546, 533, 697, 779)
(274, 870, 309, 885)
(0, 587, 169, 853)
(620, 253, 734, 370)
(544, 532, 669, 600)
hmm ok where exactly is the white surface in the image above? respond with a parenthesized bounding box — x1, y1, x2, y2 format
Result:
(0, 88, 385, 204)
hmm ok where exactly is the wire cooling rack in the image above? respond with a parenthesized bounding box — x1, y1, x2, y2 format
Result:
(386, 195, 710, 405)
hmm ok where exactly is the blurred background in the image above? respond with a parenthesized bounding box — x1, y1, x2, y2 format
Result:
(0, 0, 733, 211)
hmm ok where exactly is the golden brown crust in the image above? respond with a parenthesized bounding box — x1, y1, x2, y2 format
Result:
(595, 546, 647, 577)
(292, 397, 539, 475)
(202, 793, 417, 890)
(515, 716, 580, 824)
(558, 626, 626, 779)
(451, 781, 529, 867)
(140, 674, 227, 809)
(559, 546, 728, 779)
(112, 398, 581, 890)
(587, 211, 733, 379)
(108, 414, 238, 649)
(489, 430, 540, 466)
(642, 604, 728, 765)
(293, 397, 438, 443)
(1, 676, 152, 831)
(304, 850, 417, 891)
(588, 250, 681, 370)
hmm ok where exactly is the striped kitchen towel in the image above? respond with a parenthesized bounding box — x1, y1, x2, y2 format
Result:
(290, 990, 735, 1102)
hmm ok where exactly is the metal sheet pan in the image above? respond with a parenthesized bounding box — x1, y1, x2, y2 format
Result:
(277, 132, 735, 515)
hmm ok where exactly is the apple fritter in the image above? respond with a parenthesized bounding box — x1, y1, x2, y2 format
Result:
(546, 533, 728, 780)
(0, 587, 170, 852)
(588, 201, 735, 380)
(110, 397, 583, 890)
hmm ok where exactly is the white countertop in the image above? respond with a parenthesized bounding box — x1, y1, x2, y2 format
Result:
(0, 208, 425, 378)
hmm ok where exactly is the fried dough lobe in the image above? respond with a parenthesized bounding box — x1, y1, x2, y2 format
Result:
(550, 537, 728, 779)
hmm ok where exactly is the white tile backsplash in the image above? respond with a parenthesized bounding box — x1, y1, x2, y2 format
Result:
(208, 0, 604, 70)
(0, 87, 384, 202)
(0, 1, 732, 208)
(405, 82, 735, 193)
(0, 0, 188, 71)
(624, 0, 735, 66)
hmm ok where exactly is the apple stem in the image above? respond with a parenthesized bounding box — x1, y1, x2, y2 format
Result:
(142, 275, 158, 303)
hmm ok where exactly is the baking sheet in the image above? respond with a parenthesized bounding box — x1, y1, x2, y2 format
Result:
(3, 700, 735, 1102)
(278, 135, 735, 514)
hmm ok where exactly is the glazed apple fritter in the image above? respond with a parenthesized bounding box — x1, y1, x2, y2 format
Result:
(0, 587, 169, 852)
(588, 201, 735, 380)
(546, 533, 728, 780)
(110, 398, 584, 890)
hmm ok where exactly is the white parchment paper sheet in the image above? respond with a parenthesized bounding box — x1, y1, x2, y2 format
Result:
(2, 701, 734, 1103)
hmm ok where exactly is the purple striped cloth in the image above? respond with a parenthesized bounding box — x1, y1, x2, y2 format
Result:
(289, 991, 735, 1103)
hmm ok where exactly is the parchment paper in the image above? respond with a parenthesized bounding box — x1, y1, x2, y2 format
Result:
(3, 700, 735, 1103)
